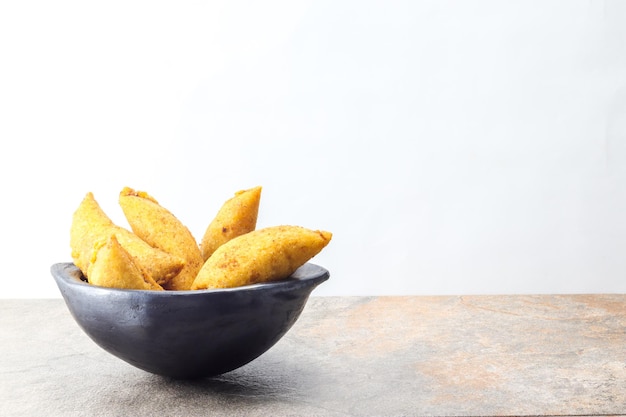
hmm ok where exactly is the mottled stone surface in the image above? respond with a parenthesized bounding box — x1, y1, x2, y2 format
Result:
(1, 296, 625, 416)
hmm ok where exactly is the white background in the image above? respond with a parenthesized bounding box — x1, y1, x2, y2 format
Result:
(1, 0, 626, 298)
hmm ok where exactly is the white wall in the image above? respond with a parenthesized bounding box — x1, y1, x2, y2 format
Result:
(1, 0, 626, 297)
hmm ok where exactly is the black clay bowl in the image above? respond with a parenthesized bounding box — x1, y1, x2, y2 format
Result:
(51, 262, 329, 379)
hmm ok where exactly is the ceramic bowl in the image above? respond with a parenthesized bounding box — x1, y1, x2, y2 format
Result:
(51, 262, 329, 379)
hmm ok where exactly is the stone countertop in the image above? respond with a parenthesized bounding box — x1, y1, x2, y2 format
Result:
(1, 295, 625, 417)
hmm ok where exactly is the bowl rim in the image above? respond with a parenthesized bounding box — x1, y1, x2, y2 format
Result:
(51, 262, 330, 296)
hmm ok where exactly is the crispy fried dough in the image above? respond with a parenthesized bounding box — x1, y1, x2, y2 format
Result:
(191, 225, 332, 290)
(119, 187, 204, 290)
(70, 192, 184, 285)
(200, 186, 262, 261)
(87, 235, 163, 290)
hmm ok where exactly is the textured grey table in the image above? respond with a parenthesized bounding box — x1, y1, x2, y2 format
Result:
(1, 296, 625, 417)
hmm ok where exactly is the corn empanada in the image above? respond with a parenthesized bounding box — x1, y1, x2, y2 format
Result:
(87, 234, 163, 290)
(191, 225, 332, 290)
(119, 187, 203, 290)
(200, 186, 262, 261)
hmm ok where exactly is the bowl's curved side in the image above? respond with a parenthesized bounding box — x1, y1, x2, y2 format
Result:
(51, 263, 146, 363)
(51, 262, 329, 379)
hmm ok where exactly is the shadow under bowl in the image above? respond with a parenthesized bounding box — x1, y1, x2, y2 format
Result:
(51, 262, 329, 379)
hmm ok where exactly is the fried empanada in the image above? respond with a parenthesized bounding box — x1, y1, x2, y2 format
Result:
(200, 186, 262, 261)
(119, 187, 204, 290)
(87, 234, 163, 290)
(191, 225, 332, 290)
(70, 192, 184, 285)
